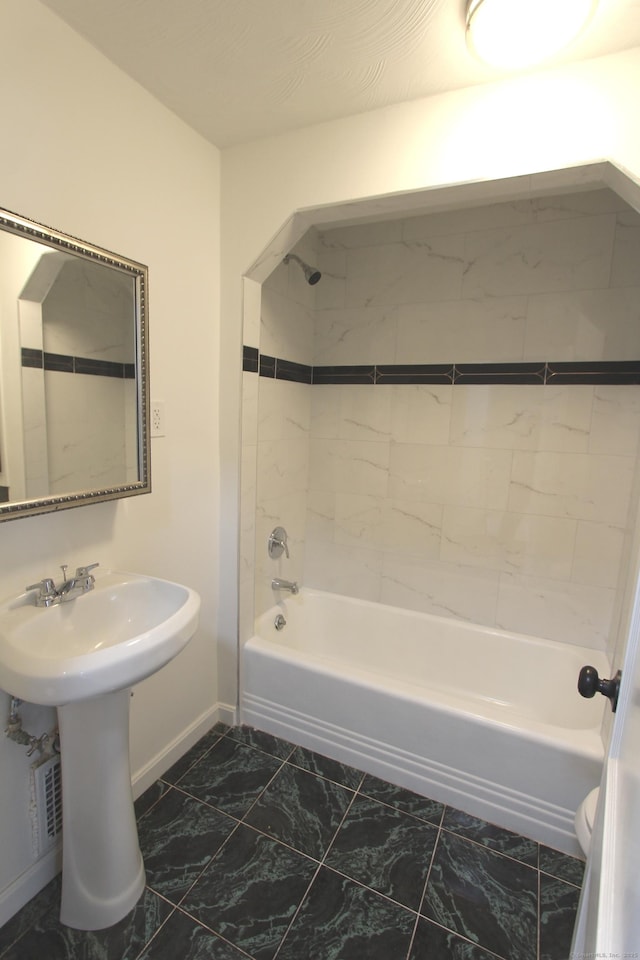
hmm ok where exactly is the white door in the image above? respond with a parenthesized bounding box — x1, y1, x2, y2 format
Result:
(571, 576, 640, 954)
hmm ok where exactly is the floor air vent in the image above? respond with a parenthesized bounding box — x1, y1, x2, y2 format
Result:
(30, 753, 62, 857)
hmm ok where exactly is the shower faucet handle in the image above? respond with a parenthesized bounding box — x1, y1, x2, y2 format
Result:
(268, 526, 290, 560)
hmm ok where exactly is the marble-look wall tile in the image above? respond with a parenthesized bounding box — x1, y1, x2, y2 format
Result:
(320, 219, 403, 250)
(610, 209, 640, 287)
(380, 554, 500, 624)
(441, 507, 577, 578)
(313, 305, 396, 363)
(401, 199, 534, 240)
(261, 285, 314, 365)
(257, 378, 311, 442)
(524, 287, 640, 361)
(389, 384, 452, 445)
(257, 437, 310, 500)
(314, 247, 347, 311)
(306, 491, 336, 542)
(462, 215, 615, 299)
(531, 188, 629, 220)
(449, 384, 593, 453)
(589, 385, 640, 456)
(496, 573, 615, 649)
(334, 494, 443, 557)
(394, 296, 527, 364)
(345, 236, 465, 308)
(572, 521, 626, 589)
(508, 451, 634, 525)
(388, 444, 512, 510)
(338, 385, 392, 442)
(304, 540, 383, 602)
(309, 438, 390, 497)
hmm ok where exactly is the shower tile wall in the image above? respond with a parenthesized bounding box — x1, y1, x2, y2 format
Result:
(250, 231, 316, 617)
(244, 190, 640, 653)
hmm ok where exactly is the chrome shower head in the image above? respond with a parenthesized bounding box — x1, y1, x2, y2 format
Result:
(283, 253, 322, 285)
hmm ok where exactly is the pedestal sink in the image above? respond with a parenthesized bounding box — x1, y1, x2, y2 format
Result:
(0, 570, 200, 930)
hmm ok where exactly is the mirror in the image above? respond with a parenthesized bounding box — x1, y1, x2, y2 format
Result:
(0, 207, 149, 520)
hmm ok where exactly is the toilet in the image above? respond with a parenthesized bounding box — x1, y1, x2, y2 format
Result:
(575, 787, 599, 856)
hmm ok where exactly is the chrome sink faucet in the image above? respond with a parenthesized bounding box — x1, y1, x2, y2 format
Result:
(26, 563, 99, 607)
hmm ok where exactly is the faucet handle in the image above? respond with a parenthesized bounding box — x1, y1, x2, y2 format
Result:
(268, 527, 290, 560)
(26, 577, 55, 594)
(74, 562, 99, 578)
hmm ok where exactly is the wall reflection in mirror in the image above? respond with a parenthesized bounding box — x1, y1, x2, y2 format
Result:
(0, 208, 149, 520)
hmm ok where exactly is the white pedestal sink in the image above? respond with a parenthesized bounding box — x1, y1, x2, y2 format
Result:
(0, 570, 200, 930)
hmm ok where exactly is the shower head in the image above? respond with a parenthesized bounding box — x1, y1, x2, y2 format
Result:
(283, 253, 322, 285)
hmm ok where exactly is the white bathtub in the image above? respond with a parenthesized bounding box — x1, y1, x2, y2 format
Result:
(241, 588, 609, 856)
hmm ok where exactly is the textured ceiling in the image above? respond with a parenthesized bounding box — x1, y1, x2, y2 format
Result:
(40, 0, 640, 147)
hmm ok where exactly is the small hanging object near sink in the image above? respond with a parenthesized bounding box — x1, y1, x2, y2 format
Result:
(578, 665, 622, 712)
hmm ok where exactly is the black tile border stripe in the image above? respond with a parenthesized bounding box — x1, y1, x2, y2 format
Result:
(313, 365, 375, 384)
(277, 359, 313, 384)
(455, 362, 546, 385)
(376, 364, 453, 384)
(546, 361, 640, 384)
(243, 345, 259, 373)
(22, 348, 135, 379)
(244, 348, 640, 386)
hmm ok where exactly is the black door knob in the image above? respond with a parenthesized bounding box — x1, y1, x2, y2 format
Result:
(578, 665, 621, 712)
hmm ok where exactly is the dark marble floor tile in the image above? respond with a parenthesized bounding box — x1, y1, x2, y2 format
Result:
(224, 724, 294, 760)
(137, 908, 248, 959)
(325, 794, 438, 910)
(135, 779, 173, 820)
(422, 830, 538, 960)
(162, 727, 226, 785)
(288, 745, 364, 789)
(539, 845, 585, 886)
(137, 787, 237, 903)
(409, 917, 500, 960)
(539, 874, 581, 960)
(244, 762, 354, 860)
(277, 865, 416, 960)
(359, 774, 444, 825)
(0, 887, 171, 960)
(176, 736, 282, 818)
(442, 808, 538, 866)
(182, 823, 316, 960)
(0, 876, 62, 955)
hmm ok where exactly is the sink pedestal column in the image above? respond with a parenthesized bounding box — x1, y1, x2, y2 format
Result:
(57, 688, 145, 929)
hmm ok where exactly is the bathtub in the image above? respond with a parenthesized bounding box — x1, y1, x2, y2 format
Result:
(241, 588, 609, 856)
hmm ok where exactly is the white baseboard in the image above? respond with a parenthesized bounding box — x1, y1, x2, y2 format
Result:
(0, 701, 237, 926)
(131, 701, 237, 798)
(0, 845, 62, 929)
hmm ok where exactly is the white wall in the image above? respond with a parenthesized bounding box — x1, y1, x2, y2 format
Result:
(0, 0, 221, 919)
(221, 47, 640, 704)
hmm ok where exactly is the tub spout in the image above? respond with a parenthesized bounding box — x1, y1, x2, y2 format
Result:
(271, 578, 299, 595)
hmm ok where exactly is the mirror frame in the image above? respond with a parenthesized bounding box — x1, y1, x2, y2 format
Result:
(0, 206, 150, 521)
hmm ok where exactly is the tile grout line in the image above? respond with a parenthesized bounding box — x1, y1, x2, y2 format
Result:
(271, 771, 366, 960)
(132, 893, 180, 960)
(405, 809, 445, 959)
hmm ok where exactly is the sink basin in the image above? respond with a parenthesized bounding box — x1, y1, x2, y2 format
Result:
(0, 570, 200, 705)
(0, 569, 200, 931)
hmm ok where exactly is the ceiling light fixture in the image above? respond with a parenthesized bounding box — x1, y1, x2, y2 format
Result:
(465, 0, 597, 69)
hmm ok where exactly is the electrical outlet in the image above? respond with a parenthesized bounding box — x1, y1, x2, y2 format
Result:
(151, 401, 165, 438)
